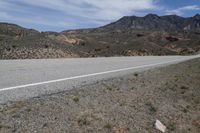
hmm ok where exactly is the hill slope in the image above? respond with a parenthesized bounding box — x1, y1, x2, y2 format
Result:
(0, 14, 200, 59)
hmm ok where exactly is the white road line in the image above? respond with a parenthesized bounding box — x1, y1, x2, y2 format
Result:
(0, 57, 195, 92)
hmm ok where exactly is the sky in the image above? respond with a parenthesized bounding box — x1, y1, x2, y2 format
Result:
(0, 0, 200, 31)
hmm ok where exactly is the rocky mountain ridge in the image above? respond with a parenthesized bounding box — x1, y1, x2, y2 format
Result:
(103, 14, 200, 31)
(0, 14, 200, 59)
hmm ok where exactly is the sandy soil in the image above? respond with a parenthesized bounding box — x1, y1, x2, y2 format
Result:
(0, 58, 200, 133)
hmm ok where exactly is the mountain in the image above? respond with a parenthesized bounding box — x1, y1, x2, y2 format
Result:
(0, 14, 200, 59)
(0, 23, 39, 37)
(0, 23, 79, 59)
(103, 14, 200, 31)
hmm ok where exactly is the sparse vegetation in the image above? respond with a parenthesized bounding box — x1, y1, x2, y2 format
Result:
(131, 87, 136, 90)
(181, 86, 189, 90)
(77, 116, 90, 126)
(106, 86, 113, 91)
(0, 124, 11, 129)
(182, 108, 188, 113)
(72, 96, 80, 102)
(94, 48, 102, 52)
(6, 47, 11, 51)
(80, 42, 85, 46)
(136, 33, 144, 37)
(174, 77, 179, 82)
(77, 111, 101, 126)
(145, 102, 157, 114)
(165, 36, 179, 42)
(12, 44, 18, 48)
(105, 84, 118, 91)
(103, 123, 112, 129)
(168, 122, 176, 131)
(44, 44, 49, 48)
(2, 101, 25, 114)
(25, 108, 32, 112)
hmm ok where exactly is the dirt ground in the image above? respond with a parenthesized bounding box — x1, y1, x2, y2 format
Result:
(0, 58, 200, 133)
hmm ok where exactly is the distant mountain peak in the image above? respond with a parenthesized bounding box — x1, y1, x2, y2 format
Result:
(194, 13, 200, 19)
(103, 14, 200, 31)
(144, 14, 159, 18)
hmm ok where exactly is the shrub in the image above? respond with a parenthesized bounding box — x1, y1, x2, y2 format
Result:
(94, 48, 101, 52)
(104, 123, 112, 129)
(72, 96, 80, 102)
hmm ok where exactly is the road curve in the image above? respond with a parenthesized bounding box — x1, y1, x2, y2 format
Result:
(0, 55, 199, 103)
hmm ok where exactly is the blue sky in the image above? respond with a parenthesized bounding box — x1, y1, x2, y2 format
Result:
(0, 0, 199, 31)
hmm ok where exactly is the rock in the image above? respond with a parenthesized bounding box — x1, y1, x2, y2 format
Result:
(155, 120, 166, 133)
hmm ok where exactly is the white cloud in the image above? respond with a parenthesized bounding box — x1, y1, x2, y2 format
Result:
(12, 0, 159, 21)
(0, 0, 159, 30)
(0, 14, 71, 27)
(77, 0, 158, 20)
(166, 5, 200, 15)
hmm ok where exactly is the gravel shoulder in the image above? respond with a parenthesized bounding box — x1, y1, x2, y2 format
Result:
(0, 58, 200, 133)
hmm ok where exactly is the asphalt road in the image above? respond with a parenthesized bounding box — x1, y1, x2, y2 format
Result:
(0, 55, 199, 103)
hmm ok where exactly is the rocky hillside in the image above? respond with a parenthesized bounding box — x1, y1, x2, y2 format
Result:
(0, 14, 200, 59)
(0, 24, 79, 59)
(103, 14, 200, 31)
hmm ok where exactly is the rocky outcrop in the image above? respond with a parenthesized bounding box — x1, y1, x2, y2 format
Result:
(48, 34, 85, 45)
